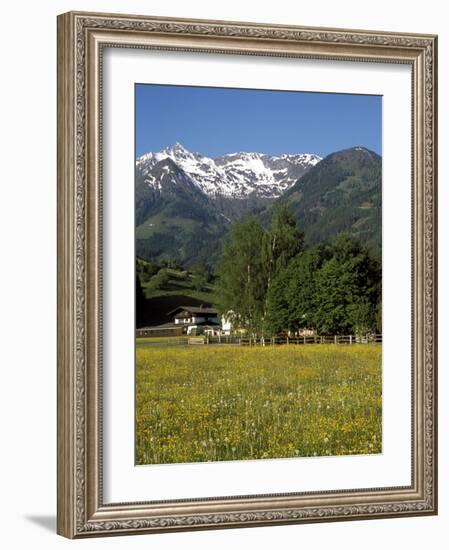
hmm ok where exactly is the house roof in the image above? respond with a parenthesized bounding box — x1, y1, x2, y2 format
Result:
(138, 320, 220, 330)
(168, 306, 218, 317)
(137, 322, 179, 330)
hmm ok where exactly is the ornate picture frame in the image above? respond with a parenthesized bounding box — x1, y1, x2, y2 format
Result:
(57, 11, 437, 538)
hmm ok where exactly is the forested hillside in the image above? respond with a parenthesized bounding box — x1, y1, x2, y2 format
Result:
(135, 145, 381, 267)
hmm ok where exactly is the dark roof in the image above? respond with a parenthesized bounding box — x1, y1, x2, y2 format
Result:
(174, 311, 193, 319)
(168, 306, 218, 316)
(138, 320, 220, 330)
(137, 322, 178, 330)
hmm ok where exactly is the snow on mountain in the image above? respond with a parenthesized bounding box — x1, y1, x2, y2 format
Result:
(136, 143, 322, 199)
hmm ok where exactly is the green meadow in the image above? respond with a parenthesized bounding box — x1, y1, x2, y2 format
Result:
(136, 343, 382, 465)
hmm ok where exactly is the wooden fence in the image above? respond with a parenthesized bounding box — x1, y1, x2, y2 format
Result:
(136, 326, 184, 338)
(136, 333, 382, 347)
(198, 334, 382, 346)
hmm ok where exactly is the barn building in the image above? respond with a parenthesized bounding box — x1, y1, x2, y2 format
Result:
(168, 305, 221, 335)
(136, 305, 222, 337)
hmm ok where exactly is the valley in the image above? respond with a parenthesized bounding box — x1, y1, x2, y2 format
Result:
(135, 143, 382, 267)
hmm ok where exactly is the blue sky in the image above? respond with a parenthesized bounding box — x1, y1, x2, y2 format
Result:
(135, 84, 382, 159)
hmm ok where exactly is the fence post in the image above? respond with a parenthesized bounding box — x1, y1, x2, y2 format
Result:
(349, 335, 352, 344)
(334, 335, 337, 344)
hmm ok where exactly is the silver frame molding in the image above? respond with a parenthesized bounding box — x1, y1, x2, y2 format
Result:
(57, 11, 438, 538)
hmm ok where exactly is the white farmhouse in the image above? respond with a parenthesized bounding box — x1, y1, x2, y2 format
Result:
(220, 311, 235, 336)
(169, 305, 221, 335)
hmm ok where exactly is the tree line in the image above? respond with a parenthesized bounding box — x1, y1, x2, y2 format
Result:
(214, 205, 381, 337)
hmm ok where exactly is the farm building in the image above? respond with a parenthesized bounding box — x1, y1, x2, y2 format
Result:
(169, 306, 221, 335)
(136, 305, 222, 337)
(220, 310, 235, 336)
(170, 306, 220, 326)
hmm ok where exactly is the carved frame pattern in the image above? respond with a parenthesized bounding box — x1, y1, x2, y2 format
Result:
(57, 11, 437, 538)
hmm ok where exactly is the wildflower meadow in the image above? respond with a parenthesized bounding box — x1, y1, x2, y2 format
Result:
(135, 343, 382, 464)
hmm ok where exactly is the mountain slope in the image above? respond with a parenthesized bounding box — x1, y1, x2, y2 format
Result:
(135, 143, 321, 265)
(279, 146, 381, 252)
(136, 142, 321, 201)
(135, 144, 381, 266)
(135, 158, 228, 267)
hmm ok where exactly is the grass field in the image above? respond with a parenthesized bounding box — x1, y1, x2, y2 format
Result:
(135, 344, 382, 465)
(141, 268, 215, 303)
(136, 264, 216, 327)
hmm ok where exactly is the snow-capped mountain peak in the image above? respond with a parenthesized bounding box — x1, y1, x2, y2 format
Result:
(136, 143, 322, 199)
(161, 142, 194, 159)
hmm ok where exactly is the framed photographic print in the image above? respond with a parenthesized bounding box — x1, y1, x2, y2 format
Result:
(57, 11, 438, 538)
